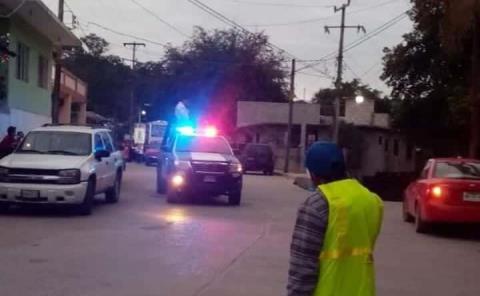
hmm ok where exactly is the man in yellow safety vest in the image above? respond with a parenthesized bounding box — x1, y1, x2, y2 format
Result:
(287, 141, 383, 296)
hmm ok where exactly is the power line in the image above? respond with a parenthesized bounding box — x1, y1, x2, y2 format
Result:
(128, 0, 189, 38)
(187, 0, 297, 59)
(244, 0, 401, 28)
(343, 13, 408, 53)
(220, 0, 333, 8)
(87, 21, 168, 47)
(297, 11, 408, 72)
(344, 62, 360, 80)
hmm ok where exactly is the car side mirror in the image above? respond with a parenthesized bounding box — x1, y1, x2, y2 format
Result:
(95, 149, 111, 160)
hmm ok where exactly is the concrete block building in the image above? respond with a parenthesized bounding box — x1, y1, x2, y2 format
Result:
(0, 0, 81, 133)
(235, 98, 415, 176)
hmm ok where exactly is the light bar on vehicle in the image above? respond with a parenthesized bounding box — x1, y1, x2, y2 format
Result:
(176, 125, 219, 137)
(176, 126, 195, 136)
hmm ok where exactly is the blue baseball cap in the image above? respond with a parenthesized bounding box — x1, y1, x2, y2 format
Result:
(305, 141, 346, 178)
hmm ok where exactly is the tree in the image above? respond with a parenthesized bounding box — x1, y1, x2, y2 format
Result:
(440, 0, 480, 157)
(63, 34, 133, 123)
(382, 1, 471, 156)
(313, 79, 390, 114)
(154, 27, 289, 131)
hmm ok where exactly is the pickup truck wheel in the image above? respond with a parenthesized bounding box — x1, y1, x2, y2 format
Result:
(228, 191, 242, 206)
(106, 173, 121, 204)
(0, 203, 9, 213)
(78, 180, 95, 216)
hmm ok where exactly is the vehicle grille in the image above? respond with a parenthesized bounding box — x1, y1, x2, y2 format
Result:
(8, 168, 59, 176)
(3, 168, 60, 184)
(191, 162, 228, 174)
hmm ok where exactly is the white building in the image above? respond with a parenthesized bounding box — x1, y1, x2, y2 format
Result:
(234, 98, 415, 176)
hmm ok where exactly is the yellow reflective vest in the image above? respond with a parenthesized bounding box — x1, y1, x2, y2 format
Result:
(313, 179, 383, 296)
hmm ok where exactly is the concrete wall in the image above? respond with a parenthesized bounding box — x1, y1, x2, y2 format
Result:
(0, 17, 54, 134)
(237, 101, 328, 128)
(0, 108, 50, 133)
(344, 99, 375, 126)
(7, 18, 53, 116)
(361, 130, 416, 177)
(237, 100, 390, 129)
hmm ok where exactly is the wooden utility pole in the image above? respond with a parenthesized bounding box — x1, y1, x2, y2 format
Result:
(284, 59, 296, 173)
(325, 0, 365, 142)
(52, 0, 65, 123)
(123, 42, 146, 132)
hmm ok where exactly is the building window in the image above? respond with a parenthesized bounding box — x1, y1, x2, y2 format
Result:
(38, 55, 48, 89)
(320, 99, 345, 117)
(339, 99, 346, 117)
(393, 139, 399, 156)
(378, 136, 383, 145)
(16, 42, 30, 82)
(385, 138, 389, 152)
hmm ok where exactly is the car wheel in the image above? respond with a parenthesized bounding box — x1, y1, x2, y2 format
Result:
(402, 199, 414, 223)
(228, 191, 242, 206)
(156, 171, 167, 194)
(0, 202, 9, 213)
(415, 204, 431, 233)
(78, 179, 95, 216)
(106, 173, 122, 204)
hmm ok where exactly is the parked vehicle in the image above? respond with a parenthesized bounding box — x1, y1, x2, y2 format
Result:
(240, 144, 275, 175)
(156, 126, 243, 205)
(133, 121, 168, 163)
(403, 158, 480, 233)
(0, 125, 124, 215)
(144, 144, 160, 166)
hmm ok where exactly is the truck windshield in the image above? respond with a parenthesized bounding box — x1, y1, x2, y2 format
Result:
(17, 131, 92, 156)
(175, 135, 232, 155)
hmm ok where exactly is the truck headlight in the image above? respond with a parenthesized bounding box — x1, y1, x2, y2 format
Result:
(229, 163, 243, 173)
(58, 169, 81, 184)
(174, 160, 191, 170)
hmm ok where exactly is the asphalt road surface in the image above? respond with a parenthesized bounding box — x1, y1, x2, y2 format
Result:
(0, 164, 479, 296)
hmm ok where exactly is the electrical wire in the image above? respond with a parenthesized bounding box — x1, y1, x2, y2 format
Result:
(297, 11, 409, 72)
(0, 0, 28, 18)
(220, 0, 333, 8)
(128, 0, 190, 38)
(187, 0, 298, 59)
(244, 0, 401, 28)
(87, 21, 168, 47)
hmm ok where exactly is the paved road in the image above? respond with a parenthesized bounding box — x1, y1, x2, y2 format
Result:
(0, 164, 479, 296)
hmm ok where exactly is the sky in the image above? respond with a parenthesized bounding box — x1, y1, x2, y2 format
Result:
(42, 0, 413, 101)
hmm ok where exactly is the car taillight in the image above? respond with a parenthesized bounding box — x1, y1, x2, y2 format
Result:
(431, 186, 443, 198)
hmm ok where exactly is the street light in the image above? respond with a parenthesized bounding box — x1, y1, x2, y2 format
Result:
(138, 110, 147, 123)
(355, 95, 365, 104)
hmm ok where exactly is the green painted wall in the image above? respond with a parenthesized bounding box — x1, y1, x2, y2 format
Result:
(6, 18, 53, 116)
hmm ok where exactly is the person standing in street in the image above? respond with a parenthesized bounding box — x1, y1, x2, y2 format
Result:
(162, 99, 191, 146)
(0, 126, 17, 158)
(287, 141, 383, 296)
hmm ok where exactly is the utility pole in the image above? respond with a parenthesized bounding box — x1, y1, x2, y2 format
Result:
(284, 59, 296, 173)
(52, 0, 65, 123)
(324, 0, 365, 142)
(123, 42, 146, 132)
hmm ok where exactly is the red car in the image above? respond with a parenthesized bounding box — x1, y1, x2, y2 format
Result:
(403, 158, 480, 233)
